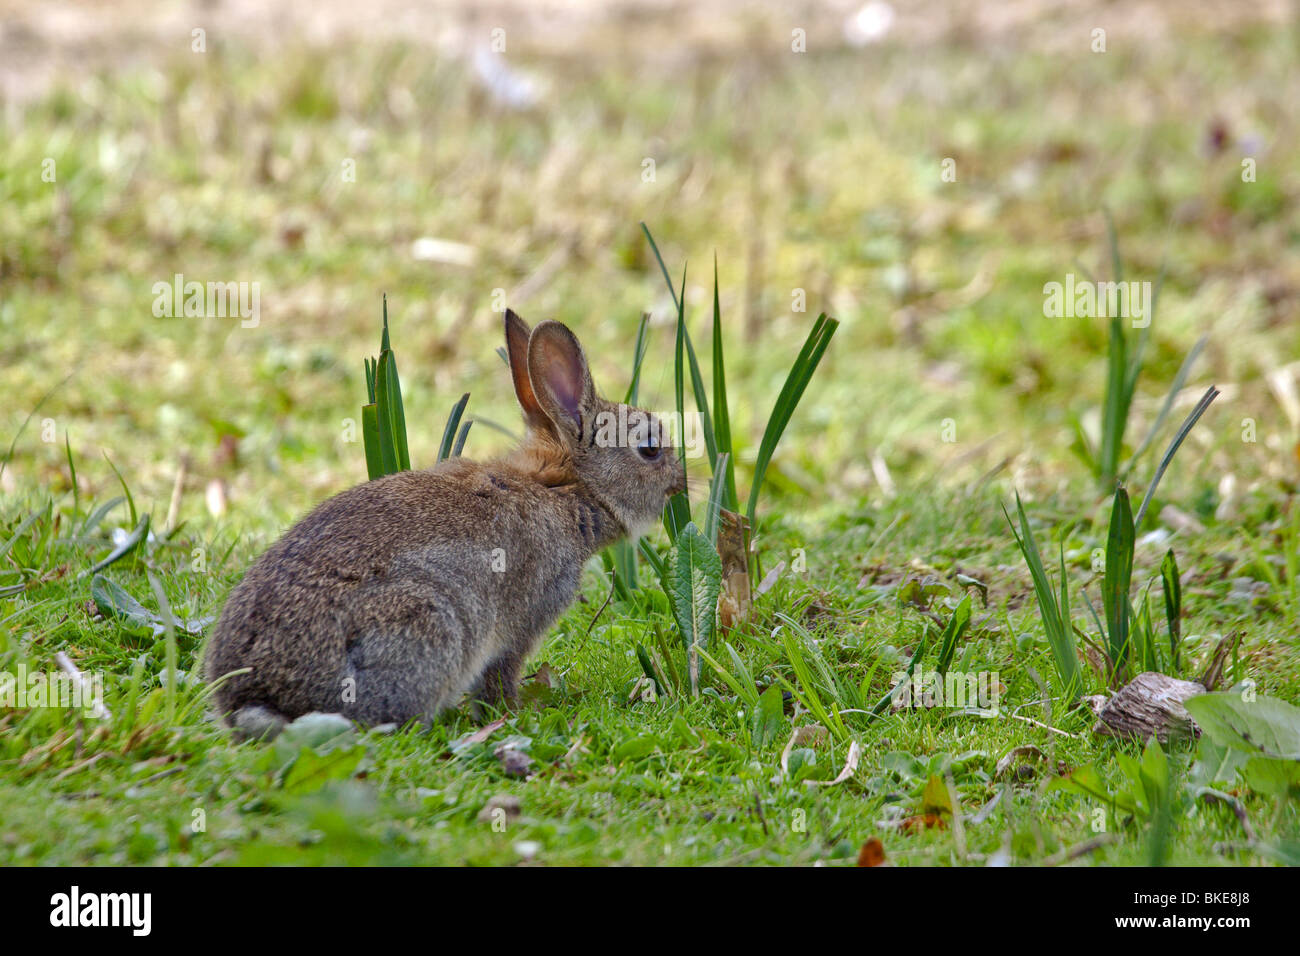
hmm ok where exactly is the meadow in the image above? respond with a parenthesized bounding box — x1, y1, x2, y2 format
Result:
(1, 3, 1298, 865)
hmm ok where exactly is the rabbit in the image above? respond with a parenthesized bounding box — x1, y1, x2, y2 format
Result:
(205, 310, 685, 739)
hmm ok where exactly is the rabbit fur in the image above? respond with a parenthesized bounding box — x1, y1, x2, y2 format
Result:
(205, 311, 685, 739)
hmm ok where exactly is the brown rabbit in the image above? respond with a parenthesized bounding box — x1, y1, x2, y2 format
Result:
(205, 311, 685, 738)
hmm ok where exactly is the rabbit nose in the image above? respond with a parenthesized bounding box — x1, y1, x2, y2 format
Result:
(669, 467, 687, 495)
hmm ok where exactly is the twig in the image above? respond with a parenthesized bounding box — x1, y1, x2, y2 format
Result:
(1044, 832, 1117, 866)
(1005, 713, 1080, 739)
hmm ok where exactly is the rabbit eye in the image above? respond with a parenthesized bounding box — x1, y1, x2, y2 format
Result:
(637, 436, 661, 461)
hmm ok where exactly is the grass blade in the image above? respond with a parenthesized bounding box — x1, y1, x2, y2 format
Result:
(663, 260, 692, 540)
(711, 254, 738, 512)
(1133, 386, 1220, 532)
(1161, 549, 1182, 671)
(83, 514, 150, 578)
(64, 431, 79, 517)
(452, 419, 473, 458)
(0, 507, 48, 564)
(641, 222, 680, 312)
(1099, 315, 1129, 486)
(702, 452, 730, 546)
(1003, 493, 1082, 699)
(1125, 318, 1199, 478)
(361, 403, 382, 479)
(438, 393, 471, 462)
(683, 326, 718, 470)
(103, 453, 138, 529)
(1102, 485, 1135, 678)
(623, 313, 651, 405)
(745, 314, 838, 525)
(935, 593, 973, 676)
(78, 495, 125, 540)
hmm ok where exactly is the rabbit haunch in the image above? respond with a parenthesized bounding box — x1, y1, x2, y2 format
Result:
(204, 311, 685, 739)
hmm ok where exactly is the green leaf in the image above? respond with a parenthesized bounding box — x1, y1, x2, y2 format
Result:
(64, 431, 79, 517)
(1049, 766, 1139, 818)
(438, 393, 471, 463)
(623, 313, 652, 405)
(1240, 757, 1300, 798)
(1132, 386, 1219, 532)
(91, 574, 157, 636)
(777, 615, 848, 741)
(935, 594, 972, 676)
(711, 254, 737, 512)
(921, 774, 953, 815)
(1139, 737, 1173, 865)
(611, 734, 661, 763)
(1184, 693, 1300, 759)
(1003, 494, 1082, 699)
(375, 349, 410, 472)
(682, 326, 717, 471)
(281, 745, 366, 795)
(1161, 549, 1182, 670)
(452, 420, 473, 458)
(374, 353, 398, 475)
(1125, 334, 1205, 474)
(1099, 314, 1130, 487)
(1102, 485, 1135, 677)
(0, 506, 48, 564)
(78, 495, 125, 539)
(637, 537, 666, 580)
(361, 403, 382, 480)
(666, 523, 722, 697)
(82, 514, 150, 578)
(745, 313, 838, 526)
(752, 684, 786, 748)
(103, 452, 138, 529)
(702, 452, 730, 546)
(1189, 738, 1250, 789)
(635, 643, 669, 698)
(696, 645, 748, 705)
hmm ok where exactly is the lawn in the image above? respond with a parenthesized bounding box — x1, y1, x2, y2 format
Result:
(1, 2, 1298, 866)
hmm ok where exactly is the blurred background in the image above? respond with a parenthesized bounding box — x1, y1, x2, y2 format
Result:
(2, 0, 1297, 541)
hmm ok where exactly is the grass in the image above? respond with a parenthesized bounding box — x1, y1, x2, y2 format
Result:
(1, 12, 1299, 865)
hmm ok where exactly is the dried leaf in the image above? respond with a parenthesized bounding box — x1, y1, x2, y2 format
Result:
(716, 509, 753, 631)
(806, 740, 861, 787)
(857, 837, 886, 867)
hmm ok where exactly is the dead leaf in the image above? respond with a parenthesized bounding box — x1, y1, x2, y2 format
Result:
(452, 718, 506, 751)
(717, 509, 753, 631)
(857, 837, 886, 867)
(900, 813, 947, 833)
(806, 740, 861, 787)
(756, 561, 786, 596)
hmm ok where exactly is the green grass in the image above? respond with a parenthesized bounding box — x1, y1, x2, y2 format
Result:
(1, 15, 1299, 865)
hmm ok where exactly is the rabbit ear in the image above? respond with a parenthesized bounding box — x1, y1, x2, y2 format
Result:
(527, 320, 596, 440)
(504, 310, 557, 437)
